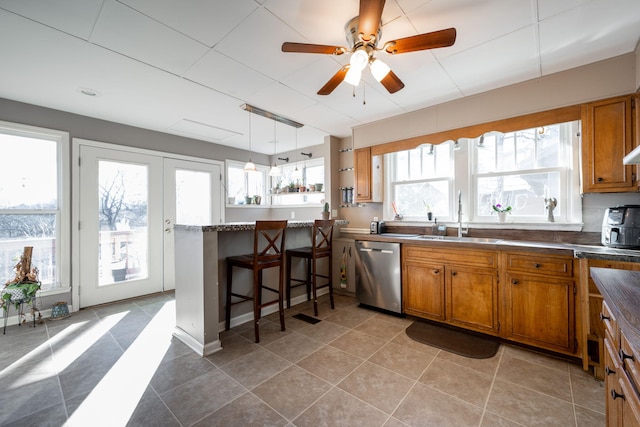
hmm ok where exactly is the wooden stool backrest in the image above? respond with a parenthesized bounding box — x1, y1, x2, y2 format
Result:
(254, 220, 288, 264)
(311, 219, 335, 258)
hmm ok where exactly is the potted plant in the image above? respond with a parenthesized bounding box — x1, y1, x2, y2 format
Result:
(321, 202, 330, 219)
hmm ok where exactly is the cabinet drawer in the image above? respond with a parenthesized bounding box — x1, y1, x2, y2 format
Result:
(403, 245, 497, 268)
(621, 330, 640, 389)
(602, 300, 619, 347)
(504, 252, 573, 277)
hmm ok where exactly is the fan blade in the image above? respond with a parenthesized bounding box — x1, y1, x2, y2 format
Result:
(358, 0, 385, 42)
(282, 42, 347, 55)
(317, 66, 350, 95)
(383, 28, 456, 54)
(379, 70, 404, 94)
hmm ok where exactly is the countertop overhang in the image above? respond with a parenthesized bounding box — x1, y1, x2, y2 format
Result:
(175, 219, 349, 232)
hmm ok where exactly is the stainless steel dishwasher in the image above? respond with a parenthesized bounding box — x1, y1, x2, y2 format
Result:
(354, 240, 402, 313)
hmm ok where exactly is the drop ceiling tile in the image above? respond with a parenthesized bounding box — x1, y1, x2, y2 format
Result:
(294, 103, 360, 138)
(408, 0, 535, 59)
(185, 50, 275, 99)
(539, 0, 640, 75)
(169, 119, 241, 143)
(537, 0, 591, 20)
(90, 0, 209, 75)
(0, 0, 102, 39)
(119, 0, 258, 47)
(441, 26, 540, 96)
(247, 82, 317, 119)
(215, 7, 315, 81)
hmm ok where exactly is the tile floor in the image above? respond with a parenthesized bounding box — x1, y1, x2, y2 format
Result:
(0, 292, 605, 426)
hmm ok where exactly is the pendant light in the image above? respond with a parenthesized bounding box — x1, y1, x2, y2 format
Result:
(243, 111, 257, 172)
(268, 120, 281, 177)
(291, 127, 302, 179)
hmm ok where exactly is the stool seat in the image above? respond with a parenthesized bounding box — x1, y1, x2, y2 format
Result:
(225, 220, 287, 343)
(285, 219, 335, 317)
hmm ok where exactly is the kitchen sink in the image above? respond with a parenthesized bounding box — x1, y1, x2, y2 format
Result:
(378, 233, 420, 238)
(412, 235, 503, 244)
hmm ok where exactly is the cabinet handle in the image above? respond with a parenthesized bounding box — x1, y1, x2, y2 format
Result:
(451, 271, 457, 276)
(534, 263, 541, 268)
(619, 349, 634, 362)
(600, 313, 610, 321)
(597, 177, 604, 182)
(611, 389, 625, 401)
(605, 366, 616, 376)
(433, 269, 440, 274)
(512, 279, 519, 285)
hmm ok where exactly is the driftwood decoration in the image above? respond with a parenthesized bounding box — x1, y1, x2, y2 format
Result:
(6, 246, 39, 285)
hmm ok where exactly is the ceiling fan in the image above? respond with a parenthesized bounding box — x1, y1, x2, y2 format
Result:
(281, 0, 456, 95)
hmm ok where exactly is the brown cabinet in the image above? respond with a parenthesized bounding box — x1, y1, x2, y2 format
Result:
(500, 251, 576, 354)
(354, 147, 372, 202)
(582, 95, 637, 193)
(402, 245, 498, 335)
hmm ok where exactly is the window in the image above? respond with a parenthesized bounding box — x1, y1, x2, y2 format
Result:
(226, 160, 267, 205)
(0, 122, 69, 292)
(386, 144, 454, 220)
(472, 121, 580, 222)
(384, 120, 581, 226)
(269, 157, 325, 206)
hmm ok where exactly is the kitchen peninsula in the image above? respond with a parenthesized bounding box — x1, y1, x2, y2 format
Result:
(173, 220, 348, 356)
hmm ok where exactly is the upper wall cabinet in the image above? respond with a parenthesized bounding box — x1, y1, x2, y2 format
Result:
(582, 95, 638, 193)
(354, 147, 383, 203)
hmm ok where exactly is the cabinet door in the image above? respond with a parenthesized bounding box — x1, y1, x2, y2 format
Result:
(332, 239, 356, 293)
(446, 265, 498, 335)
(604, 338, 622, 427)
(354, 147, 372, 202)
(402, 260, 445, 320)
(502, 273, 576, 354)
(582, 95, 636, 192)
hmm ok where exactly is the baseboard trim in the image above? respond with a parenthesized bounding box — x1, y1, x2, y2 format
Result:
(172, 326, 222, 356)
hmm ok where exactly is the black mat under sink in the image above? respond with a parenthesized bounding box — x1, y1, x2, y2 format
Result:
(292, 313, 321, 324)
(405, 320, 499, 359)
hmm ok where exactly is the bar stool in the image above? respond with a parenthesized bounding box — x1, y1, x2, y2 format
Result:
(285, 219, 335, 316)
(225, 220, 288, 343)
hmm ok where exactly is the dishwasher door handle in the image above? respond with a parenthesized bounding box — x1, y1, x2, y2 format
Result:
(359, 248, 394, 254)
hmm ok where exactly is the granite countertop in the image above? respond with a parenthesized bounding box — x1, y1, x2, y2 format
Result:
(352, 233, 640, 262)
(590, 267, 640, 351)
(175, 219, 349, 232)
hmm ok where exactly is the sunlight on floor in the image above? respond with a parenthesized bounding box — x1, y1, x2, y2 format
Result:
(64, 301, 175, 426)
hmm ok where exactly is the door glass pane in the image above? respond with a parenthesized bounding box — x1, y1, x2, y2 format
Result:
(98, 161, 148, 285)
(176, 170, 210, 225)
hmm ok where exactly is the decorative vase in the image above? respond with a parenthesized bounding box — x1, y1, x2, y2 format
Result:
(498, 212, 507, 223)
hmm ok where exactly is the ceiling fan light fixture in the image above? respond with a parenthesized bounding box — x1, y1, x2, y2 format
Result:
(350, 47, 369, 71)
(370, 58, 390, 82)
(345, 66, 362, 86)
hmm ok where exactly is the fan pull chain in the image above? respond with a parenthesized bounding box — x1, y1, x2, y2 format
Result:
(352, 86, 356, 98)
(363, 84, 366, 105)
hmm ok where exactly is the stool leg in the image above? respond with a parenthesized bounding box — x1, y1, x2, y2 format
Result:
(3, 307, 7, 334)
(278, 262, 285, 332)
(305, 257, 312, 302)
(225, 262, 233, 331)
(312, 257, 319, 317)
(285, 252, 292, 309)
(253, 269, 261, 343)
(328, 256, 335, 310)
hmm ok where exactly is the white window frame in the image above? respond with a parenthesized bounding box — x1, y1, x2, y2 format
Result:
(0, 121, 70, 295)
(225, 160, 268, 206)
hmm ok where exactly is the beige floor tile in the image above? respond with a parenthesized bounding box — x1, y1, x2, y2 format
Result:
(220, 348, 291, 388)
(354, 316, 408, 341)
(338, 361, 415, 414)
(294, 387, 388, 427)
(264, 331, 325, 363)
(393, 382, 484, 427)
(496, 354, 573, 402)
(436, 346, 502, 377)
(323, 306, 377, 329)
(298, 319, 350, 343)
(486, 378, 576, 426)
(193, 392, 288, 427)
(373, 312, 413, 328)
(419, 358, 494, 407)
(329, 329, 387, 359)
(391, 330, 441, 356)
(239, 319, 293, 345)
(369, 342, 435, 380)
(383, 417, 411, 427)
(480, 411, 523, 426)
(501, 344, 570, 373)
(206, 333, 260, 367)
(571, 373, 606, 414)
(252, 365, 332, 420)
(574, 405, 607, 427)
(297, 345, 364, 385)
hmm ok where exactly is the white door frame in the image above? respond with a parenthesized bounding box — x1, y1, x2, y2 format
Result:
(72, 138, 225, 309)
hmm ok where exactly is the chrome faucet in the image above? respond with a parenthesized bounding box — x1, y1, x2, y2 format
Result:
(457, 190, 467, 237)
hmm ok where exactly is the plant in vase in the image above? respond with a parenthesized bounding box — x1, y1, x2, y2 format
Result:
(321, 202, 330, 219)
(492, 203, 512, 222)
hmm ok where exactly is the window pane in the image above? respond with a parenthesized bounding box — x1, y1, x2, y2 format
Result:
(176, 170, 210, 225)
(227, 166, 245, 203)
(98, 161, 148, 285)
(537, 126, 561, 168)
(476, 171, 561, 217)
(0, 214, 56, 290)
(0, 134, 57, 209)
(395, 181, 450, 217)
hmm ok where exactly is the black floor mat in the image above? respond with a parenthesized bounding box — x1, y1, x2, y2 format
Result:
(405, 320, 499, 359)
(292, 313, 321, 324)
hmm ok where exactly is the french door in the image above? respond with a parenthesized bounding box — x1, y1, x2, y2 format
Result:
(77, 144, 222, 308)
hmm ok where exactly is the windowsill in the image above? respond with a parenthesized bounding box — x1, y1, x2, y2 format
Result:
(227, 204, 324, 208)
(382, 220, 583, 232)
(37, 286, 72, 297)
